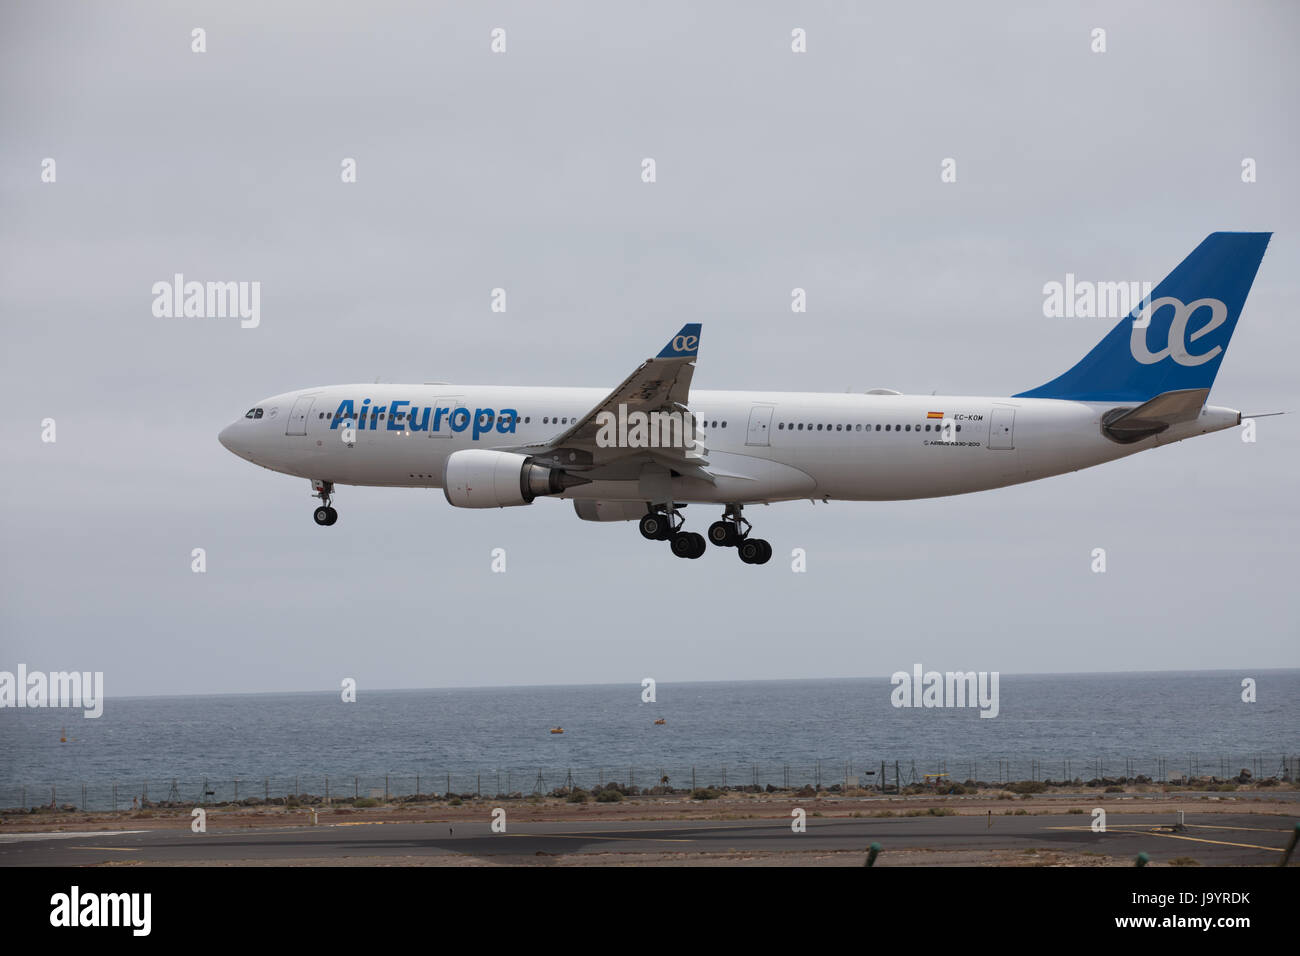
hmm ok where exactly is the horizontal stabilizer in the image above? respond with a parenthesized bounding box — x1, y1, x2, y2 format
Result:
(1100, 388, 1208, 443)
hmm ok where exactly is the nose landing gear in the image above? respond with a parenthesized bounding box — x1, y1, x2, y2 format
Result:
(311, 479, 338, 526)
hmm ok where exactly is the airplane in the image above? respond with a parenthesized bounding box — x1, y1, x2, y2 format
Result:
(219, 232, 1272, 565)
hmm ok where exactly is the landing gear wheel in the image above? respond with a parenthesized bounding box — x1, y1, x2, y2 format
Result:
(311, 480, 337, 526)
(640, 513, 669, 541)
(708, 520, 739, 548)
(739, 538, 771, 564)
(671, 531, 706, 559)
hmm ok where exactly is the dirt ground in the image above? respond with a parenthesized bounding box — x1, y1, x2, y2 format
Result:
(3, 785, 1294, 835)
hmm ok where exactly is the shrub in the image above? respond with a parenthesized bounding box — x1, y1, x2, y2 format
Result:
(1007, 780, 1048, 794)
(596, 789, 623, 803)
(690, 788, 721, 800)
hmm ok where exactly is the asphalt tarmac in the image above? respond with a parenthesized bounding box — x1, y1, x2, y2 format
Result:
(1, 812, 1293, 866)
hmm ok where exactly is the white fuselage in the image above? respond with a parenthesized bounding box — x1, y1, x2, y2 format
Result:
(218, 384, 1240, 504)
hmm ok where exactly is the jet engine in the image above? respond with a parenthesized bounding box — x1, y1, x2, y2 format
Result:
(442, 449, 588, 508)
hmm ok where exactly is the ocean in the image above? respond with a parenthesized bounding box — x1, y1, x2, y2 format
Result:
(1, 670, 1296, 809)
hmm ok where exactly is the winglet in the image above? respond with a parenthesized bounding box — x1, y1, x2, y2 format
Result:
(656, 324, 702, 359)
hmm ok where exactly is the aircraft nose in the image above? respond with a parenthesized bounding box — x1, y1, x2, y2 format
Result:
(218, 423, 239, 453)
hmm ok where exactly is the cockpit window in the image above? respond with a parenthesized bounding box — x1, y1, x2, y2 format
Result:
(254, 408, 263, 419)
(245, 408, 255, 418)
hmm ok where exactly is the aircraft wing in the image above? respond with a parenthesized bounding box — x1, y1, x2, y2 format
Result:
(504, 324, 713, 479)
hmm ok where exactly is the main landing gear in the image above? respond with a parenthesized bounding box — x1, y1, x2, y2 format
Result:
(640, 503, 771, 564)
(639, 506, 705, 559)
(311, 479, 338, 526)
(709, 503, 771, 564)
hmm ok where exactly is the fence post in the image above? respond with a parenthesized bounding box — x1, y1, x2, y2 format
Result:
(386, 774, 390, 801)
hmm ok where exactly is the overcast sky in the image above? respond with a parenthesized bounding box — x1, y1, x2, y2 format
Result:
(2, 1, 1296, 696)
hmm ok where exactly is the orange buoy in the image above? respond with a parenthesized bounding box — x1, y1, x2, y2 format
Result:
(654, 718, 666, 725)
(550, 727, 564, 734)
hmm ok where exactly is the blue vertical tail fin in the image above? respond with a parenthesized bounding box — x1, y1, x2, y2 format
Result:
(1015, 232, 1271, 402)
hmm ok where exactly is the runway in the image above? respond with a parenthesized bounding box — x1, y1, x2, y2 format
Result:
(1, 812, 1293, 866)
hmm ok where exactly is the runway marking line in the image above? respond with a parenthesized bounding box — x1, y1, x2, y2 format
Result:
(1043, 825, 1283, 853)
(333, 821, 393, 826)
(501, 833, 692, 844)
(1145, 832, 1283, 853)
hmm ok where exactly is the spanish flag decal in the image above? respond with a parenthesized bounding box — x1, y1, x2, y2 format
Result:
(927, 411, 944, 419)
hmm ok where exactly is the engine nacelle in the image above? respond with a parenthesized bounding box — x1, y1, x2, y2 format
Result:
(573, 500, 647, 522)
(442, 449, 586, 509)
